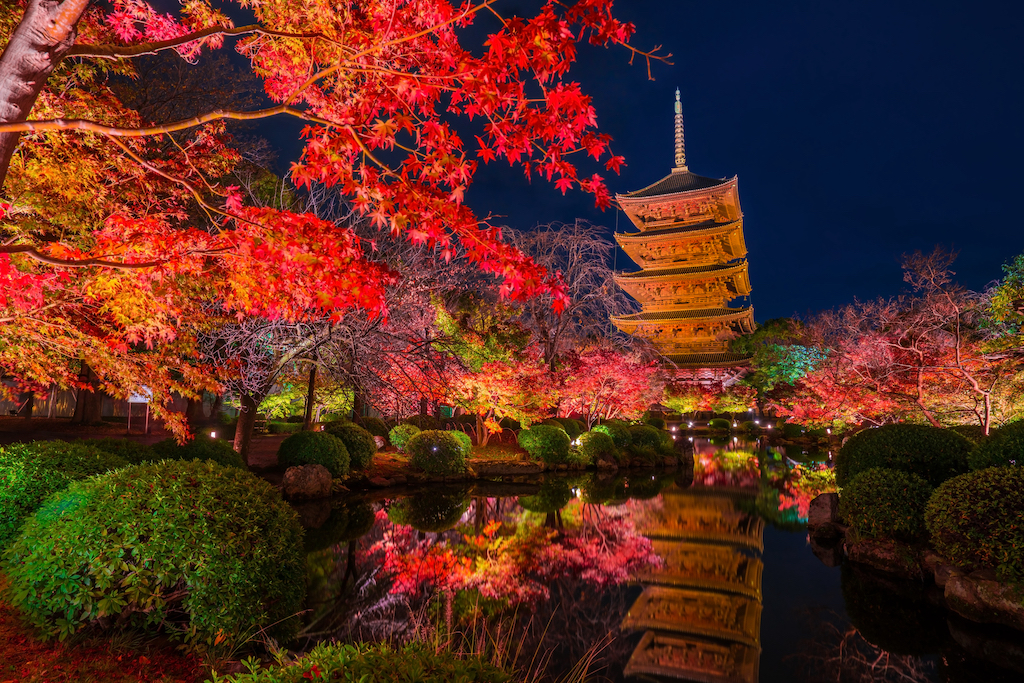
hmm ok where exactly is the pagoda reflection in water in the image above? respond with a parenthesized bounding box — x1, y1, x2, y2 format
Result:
(622, 487, 765, 683)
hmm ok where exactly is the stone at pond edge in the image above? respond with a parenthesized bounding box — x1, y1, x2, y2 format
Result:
(947, 615, 1024, 675)
(282, 464, 332, 500)
(662, 456, 678, 468)
(945, 572, 1024, 632)
(809, 534, 844, 568)
(292, 499, 331, 529)
(807, 492, 839, 528)
(846, 539, 924, 580)
(595, 459, 618, 470)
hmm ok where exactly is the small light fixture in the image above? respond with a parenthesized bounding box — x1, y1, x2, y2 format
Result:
(688, 437, 693, 442)
(754, 420, 760, 425)
(671, 426, 677, 432)
(210, 431, 216, 439)
(572, 487, 580, 498)
(733, 422, 738, 427)
(826, 428, 831, 435)
(671, 435, 676, 440)
(688, 422, 693, 428)
(767, 425, 772, 430)
(432, 446, 438, 452)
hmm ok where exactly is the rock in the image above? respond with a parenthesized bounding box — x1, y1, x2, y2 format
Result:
(948, 616, 1024, 675)
(596, 459, 618, 470)
(368, 476, 392, 488)
(282, 464, 332, 500)
(662, 456, 679, 468)
(809, 534, 844, 568)
(807, 492, 839, 529)
(373, 436, 386, 449)
(934, 564, 962, 587)
(846, 538, 924, 580)
(556, 464, 568, 471)
(810, 522, 842, 543)
(945, 573, 1024, 631)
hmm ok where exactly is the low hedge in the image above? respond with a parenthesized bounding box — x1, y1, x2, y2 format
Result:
(82, 438, 156, 464)
(357, 416, 390, 439)
(151, 436, 246, 470)
(781, 423, 805, 439)
(0, 440, 127, 548)
(839, 468, 933, 541)
(214, 641, 509, 683)
(925, 466, 1024, 583)
(708, 418, 732, 430)
(388, 424, 420, 451)
(628, 425, 664, 450)
(968, 420, 1023, 470)
(407, 430, 466, 475)
(592, 422, 631, 449)
(267, 421, 302, 435)
(517, 424, 571, 464)
(545, 417, 584, 440)
(449, 430, 473, 456)
(836, 424, 971, 487)
(277, 431, 349, 477)
(3, 460, 305, 649)
(404, 415, 439, 431)
(577, 430, 617, 464)
(387, 489, 470, 532)
(323, 421, 377, 471)
(949, 424, 989, 445)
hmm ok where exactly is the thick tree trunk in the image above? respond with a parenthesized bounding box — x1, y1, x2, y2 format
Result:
(16, 390, 33, 418)
(184, 396, 204, 431)
(71, 362, 102, 423)
(0, 0, 90, 189)
(476, 413, 491, 447)
(232, 393, 258, 466)
(351, 385, 364, 424)
(302, 365, 316, 430)
(419, 396, 428, 417)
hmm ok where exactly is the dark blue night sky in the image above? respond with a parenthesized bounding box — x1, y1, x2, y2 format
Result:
(460, 0, 1024, 321)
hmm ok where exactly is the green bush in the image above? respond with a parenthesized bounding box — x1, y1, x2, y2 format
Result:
(545, 417, 584, 440)
(518, 479, 573, 513)
(498, 416, 521, 431)
(577, 430, 617, 464)
(642, 413, 666, 430)
(3, 460, 304, 649)
(277, 431, 349, 477)
(267, 421, 301, 435)
(82, 438, 156, 464)
(322, 421, 377, 471)
(517, 424, 571, 465)
(968, 420, 1023, 470)
(592, 422, 632, 449)
(625, 473, 667, 500)
(949, 424, 988, 444)
(741, 421, 758, 432)
(580, 475, 625, 504)
(925, 466, 1024, 583)
(0, 441, 127, 549)
(358, 416, 390, 439)
(151, 436, 246, 470)
(389, 423, 421, 451)
(628, 425, 664, 450)
(836, 424, 971, 487)
(781, 422, 805, 438)
(707, 417, 732, 430)
(387, 489, 469, 532)
(407, 430, 466, 475)
(285, 415, 304, 423)
(215, 641, 510, 683)
(839, 468, 933, 541)
(404, 414, 439, 430)
(449, 430, 473, 457)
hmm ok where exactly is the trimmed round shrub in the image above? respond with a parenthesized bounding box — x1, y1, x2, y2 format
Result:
(708, 418, 732, 430)
(545, 417, 584, 440)
(277, 431, 349, 477)
(267, 421, 301, 434)
(518, 479, 573, 513)
(781, 422, 805, 438)
(592, 422, 632, 449)
(388, 489, 469, 532)
(517, 424, 571, 464)
(741, 421, 758, 432)
(577, 430, 617, 464)
(407, 430, 466, 475)
(220, 641, 510, 683)
(389, 423, 421, 451)
(628, 425, 664, 450)
(449, 430, 473, 456)
(151, 436, 246, 470)
(925, 466, 1024, 583)
(358, 416, 390, 439)
(642, 413, 665, 430)
(0, 441, 127, 549)
(968, 420, 1023, 470)
(323, 421, 377, 471)
(404, 414, 439, 430)
(82, 438, 156, 464)
(3, 460, 304, 648)
(836, 424, 971, 487)
(839, 468, 933, 541)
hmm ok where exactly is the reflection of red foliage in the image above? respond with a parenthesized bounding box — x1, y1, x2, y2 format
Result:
(778, 464, 836, 520)
(692, 450, 761, 488)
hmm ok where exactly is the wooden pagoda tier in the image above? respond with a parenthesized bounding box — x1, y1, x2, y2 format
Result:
(612, 91, 754, 374)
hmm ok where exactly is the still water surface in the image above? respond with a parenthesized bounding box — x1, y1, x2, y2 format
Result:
(295, 438, 1020, 683)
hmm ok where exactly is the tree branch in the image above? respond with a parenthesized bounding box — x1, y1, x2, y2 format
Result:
(65, 25, 337, 60)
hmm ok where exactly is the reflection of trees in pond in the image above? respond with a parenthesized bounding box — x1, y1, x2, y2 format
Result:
(694, 449, 761, 488)
(387, 488, 471, 532)
(304, 501, 376, 553)
(840, 565, 947, 656)
(788, 610, 936, 682)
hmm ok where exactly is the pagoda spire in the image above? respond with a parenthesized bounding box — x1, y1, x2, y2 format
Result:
(673, 88, 687, 172)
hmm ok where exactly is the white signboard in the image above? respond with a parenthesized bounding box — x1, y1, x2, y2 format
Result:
(128, 386, 153, 404)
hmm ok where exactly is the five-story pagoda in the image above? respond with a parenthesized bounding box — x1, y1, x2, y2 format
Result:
(611, 90, 754, 379)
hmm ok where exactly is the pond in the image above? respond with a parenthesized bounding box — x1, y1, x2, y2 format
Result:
(292, 438, 1022, 683)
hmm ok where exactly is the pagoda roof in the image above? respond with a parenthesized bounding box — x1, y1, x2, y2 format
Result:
(621, 169, 732, 199)
(617, 261, 747, 281)
(615, 219, 741, 242)
(664, 352, 752, 369)
(612, 306, 753, 323)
